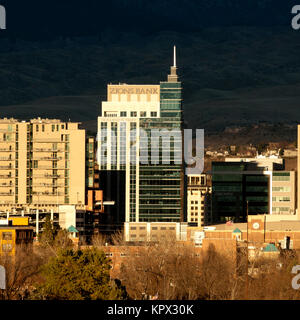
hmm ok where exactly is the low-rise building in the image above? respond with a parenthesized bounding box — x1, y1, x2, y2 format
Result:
(124, 222, 188, 242)
(0, 217, 33, 255)
(194, 214, 300, 250)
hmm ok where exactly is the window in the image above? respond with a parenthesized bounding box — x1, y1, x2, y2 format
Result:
(131, 112, 137, 117)
(273, 172, 290, 182)
(151, 112, 157, 117)
(36, 125, 39, 132)
(272, 186, 291, 192)
(272, 207, 290, 213)
(120, 112, 127, 117)
(2, 243, 12, 252)
(2, 232, 12, 240)
(272, 196, 290, 202)
(140, 111, 146, 117)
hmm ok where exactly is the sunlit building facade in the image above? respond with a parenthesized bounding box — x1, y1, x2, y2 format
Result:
(97, 47, 185, 233)
(0, 118, 85, 213)
(187, 174, 211, 227)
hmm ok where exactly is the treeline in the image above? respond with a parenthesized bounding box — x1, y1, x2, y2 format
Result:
(1, 227, 300, 300)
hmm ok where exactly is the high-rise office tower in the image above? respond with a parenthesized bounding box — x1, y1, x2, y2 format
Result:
(97, 47, 185, 232)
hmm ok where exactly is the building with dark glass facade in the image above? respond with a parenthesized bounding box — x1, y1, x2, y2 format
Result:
(212, 161, 270, 223)
(97, 47, 185, 238)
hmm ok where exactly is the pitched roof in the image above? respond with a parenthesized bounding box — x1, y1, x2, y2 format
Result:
(67, 225, 78, 233)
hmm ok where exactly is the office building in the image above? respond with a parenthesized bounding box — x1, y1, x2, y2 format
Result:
(272, 171, 296, 215)
(124, 221, 187, 242)
(212, 160, 296, 223)
(0, 217, 33, 256)
(97, 47, 185, 239)
(187, 174, 211, 227)
(225, 156, 284, 170)
(198, 214, 300, 250)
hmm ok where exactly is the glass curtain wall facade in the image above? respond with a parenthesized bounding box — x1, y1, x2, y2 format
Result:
(212, 162, 269, 223)
(138, 81, 183, 222)
(97, 49, 185, 226)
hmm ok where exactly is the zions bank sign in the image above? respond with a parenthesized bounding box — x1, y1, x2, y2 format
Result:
(0, 5, 6, 30)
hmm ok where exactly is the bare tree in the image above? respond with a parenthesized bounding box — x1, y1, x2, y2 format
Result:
(92, 233, 108, 247)
(0, 244, 46, 300)
(111, 230, 126, 246)
(119, 233, 206, 300)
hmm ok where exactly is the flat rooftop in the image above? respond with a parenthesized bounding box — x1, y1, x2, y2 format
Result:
(209, 221, 300, 232)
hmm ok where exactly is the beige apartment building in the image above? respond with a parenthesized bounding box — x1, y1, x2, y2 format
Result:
(0, 118, 85, 213)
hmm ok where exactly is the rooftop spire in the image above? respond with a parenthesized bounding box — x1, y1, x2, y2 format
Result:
(168, 45, 178, 82)
(173, 45, 176, 67)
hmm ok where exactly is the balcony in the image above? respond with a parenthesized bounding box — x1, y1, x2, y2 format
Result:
(33, 157, 63, 161)
(32, 192, 64, 196)
(0, 148, 14, 152)
(0, 183, 14, 187)
(0, 175, 13, 179)
(32, 183, 64, 187)
(0, 157, 14, 161)
(0, 165, 14, 170)
(30, 166, 66, 170)
(43, 174, 62, 178)
(33, 140, 65, 143)
(33, 148, 63, 152)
